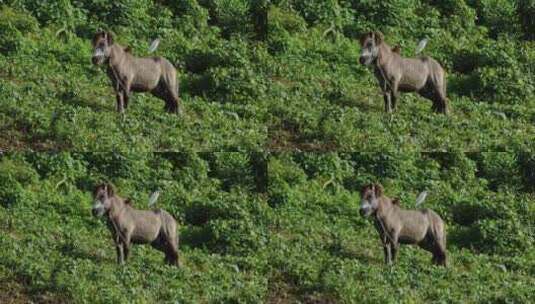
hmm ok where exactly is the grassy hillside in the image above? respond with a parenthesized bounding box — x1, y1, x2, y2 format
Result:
(0, 1, 269, 151)
(268, 152, 535, 302)
(0, 152, 271, 302)
(2, 1, 533, 151)
(267, 1, 535, 150)
(1, 152, 534, 302)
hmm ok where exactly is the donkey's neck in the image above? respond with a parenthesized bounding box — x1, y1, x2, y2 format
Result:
(375, 196, 394, 218)
(108, 196, 127, 220)
(376, 43, 393, 67)
(108, 44, 127, 67)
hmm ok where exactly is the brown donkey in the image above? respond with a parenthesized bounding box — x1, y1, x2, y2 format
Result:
(359, 183, 447, 266)
(91, 183, 181, 266)
(91, 31, 182, 114)
(359, 31, 448, 114)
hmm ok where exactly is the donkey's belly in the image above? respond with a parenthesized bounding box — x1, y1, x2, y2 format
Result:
(398, 83, 419, 92)
(131, 78, 159, 92)
(398, 75, 427, 92)
(398, 235, 420, 244)
(131, 221, 161, 242)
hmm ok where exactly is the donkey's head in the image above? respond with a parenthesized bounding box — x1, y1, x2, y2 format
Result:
(91, 31, 114, 65)
(359, 183, 383, 217)
(358, 31, 384, 65)
(92, 183, 115, 217)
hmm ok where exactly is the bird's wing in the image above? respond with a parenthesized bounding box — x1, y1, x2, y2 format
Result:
(415, 191, 428, 207)
(415, 38, 428, 54)
(148, 191, 160, 207)
(148, 38, 160, 53)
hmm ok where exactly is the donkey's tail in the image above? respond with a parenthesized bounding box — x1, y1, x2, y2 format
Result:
(415, 191, 428, 207)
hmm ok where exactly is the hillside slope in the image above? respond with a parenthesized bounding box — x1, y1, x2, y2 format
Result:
(0, 1, 269, 151)
(267, 1, 535, 150)
(1, 152, 534, 302)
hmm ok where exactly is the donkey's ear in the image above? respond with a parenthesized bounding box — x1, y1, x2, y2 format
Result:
(106, 31, 114, 45)
(374, 31, 384, 45)
(359, 31, 372, 45)
(105, 183, 115, 196)
(373, 183, 383, 197)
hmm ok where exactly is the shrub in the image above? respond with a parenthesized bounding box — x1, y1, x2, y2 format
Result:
(0, 6, 39, 54)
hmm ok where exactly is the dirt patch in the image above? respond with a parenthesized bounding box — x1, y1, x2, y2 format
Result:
(0, 277, 69, 304)
(267, 118, 340, 152)
(0, 280, 32, 304)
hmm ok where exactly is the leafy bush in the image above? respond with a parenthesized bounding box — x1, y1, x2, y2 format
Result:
(0, 6, 39, 54)
(0, 1, 268, 151)
(1, 152, 534, 302)
(266, 0, 535, 151)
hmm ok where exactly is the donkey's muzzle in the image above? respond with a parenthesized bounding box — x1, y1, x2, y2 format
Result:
(92, 56, 104, 65)
(92, 206, 105, 217)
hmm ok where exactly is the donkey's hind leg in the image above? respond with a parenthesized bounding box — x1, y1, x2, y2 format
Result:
(433, 94, 448, 115)
(164, 92, 180, 114)
(418, 86, 442, 113)
(432, 73, 448, 114)
(164, 81, 182, 115)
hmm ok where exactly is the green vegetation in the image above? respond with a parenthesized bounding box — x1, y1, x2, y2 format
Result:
(267, 152, 534, 303)
(1, 1, 534, 303)
(2, 1, 533, 151)
(0, 152, 271, 302)
(267, 1, 535, 150)
(0, 1, 269, 151)
(1, 152, 534, 302)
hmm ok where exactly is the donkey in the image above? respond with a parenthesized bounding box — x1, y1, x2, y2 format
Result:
(359, 183, 447, 266)
(91, 183, 181, 266)
(91, 31, 182, 114)
(359, 31, 448, 114)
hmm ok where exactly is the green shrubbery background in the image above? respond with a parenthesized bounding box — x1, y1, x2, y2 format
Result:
(267, 0, 535, 150)
(1, 152, 534, 302)
(1, 0, 534, 151)
(0, 152, 271, 302)
(0, 0, 269, 151)
(1, 1, 534, 302)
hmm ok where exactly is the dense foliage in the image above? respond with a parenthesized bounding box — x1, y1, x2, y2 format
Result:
(1, 1, 534, 303)
(0, 1, 269, 151)
(1, 152, 534, 302)
(267, 0, 535, 150)
(0, 152, 272, 302)
(2, 0, 533, 151)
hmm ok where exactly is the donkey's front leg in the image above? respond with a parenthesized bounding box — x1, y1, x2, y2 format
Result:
(383, 92, 392, 113)
(115, 91, 125, 113)
(122, 233, 131, 262)
(123, 92, 129, 109)
(383, 243, 392, 265)
(390, 232, 400, 263)
(390, 82, 399, 111)
(116, 243, 125, 265)
(123, 81, 132, 110)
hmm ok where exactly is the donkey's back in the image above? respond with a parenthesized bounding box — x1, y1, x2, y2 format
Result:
(128, 56, 177, 91)
(128, 208, 176, 243)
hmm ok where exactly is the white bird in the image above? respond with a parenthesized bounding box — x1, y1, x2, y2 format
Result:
(148, 38, 160, 53)
(415, 191, 428, 207)
(148, 190, 161, 207)
(415, 38, 428, 55)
